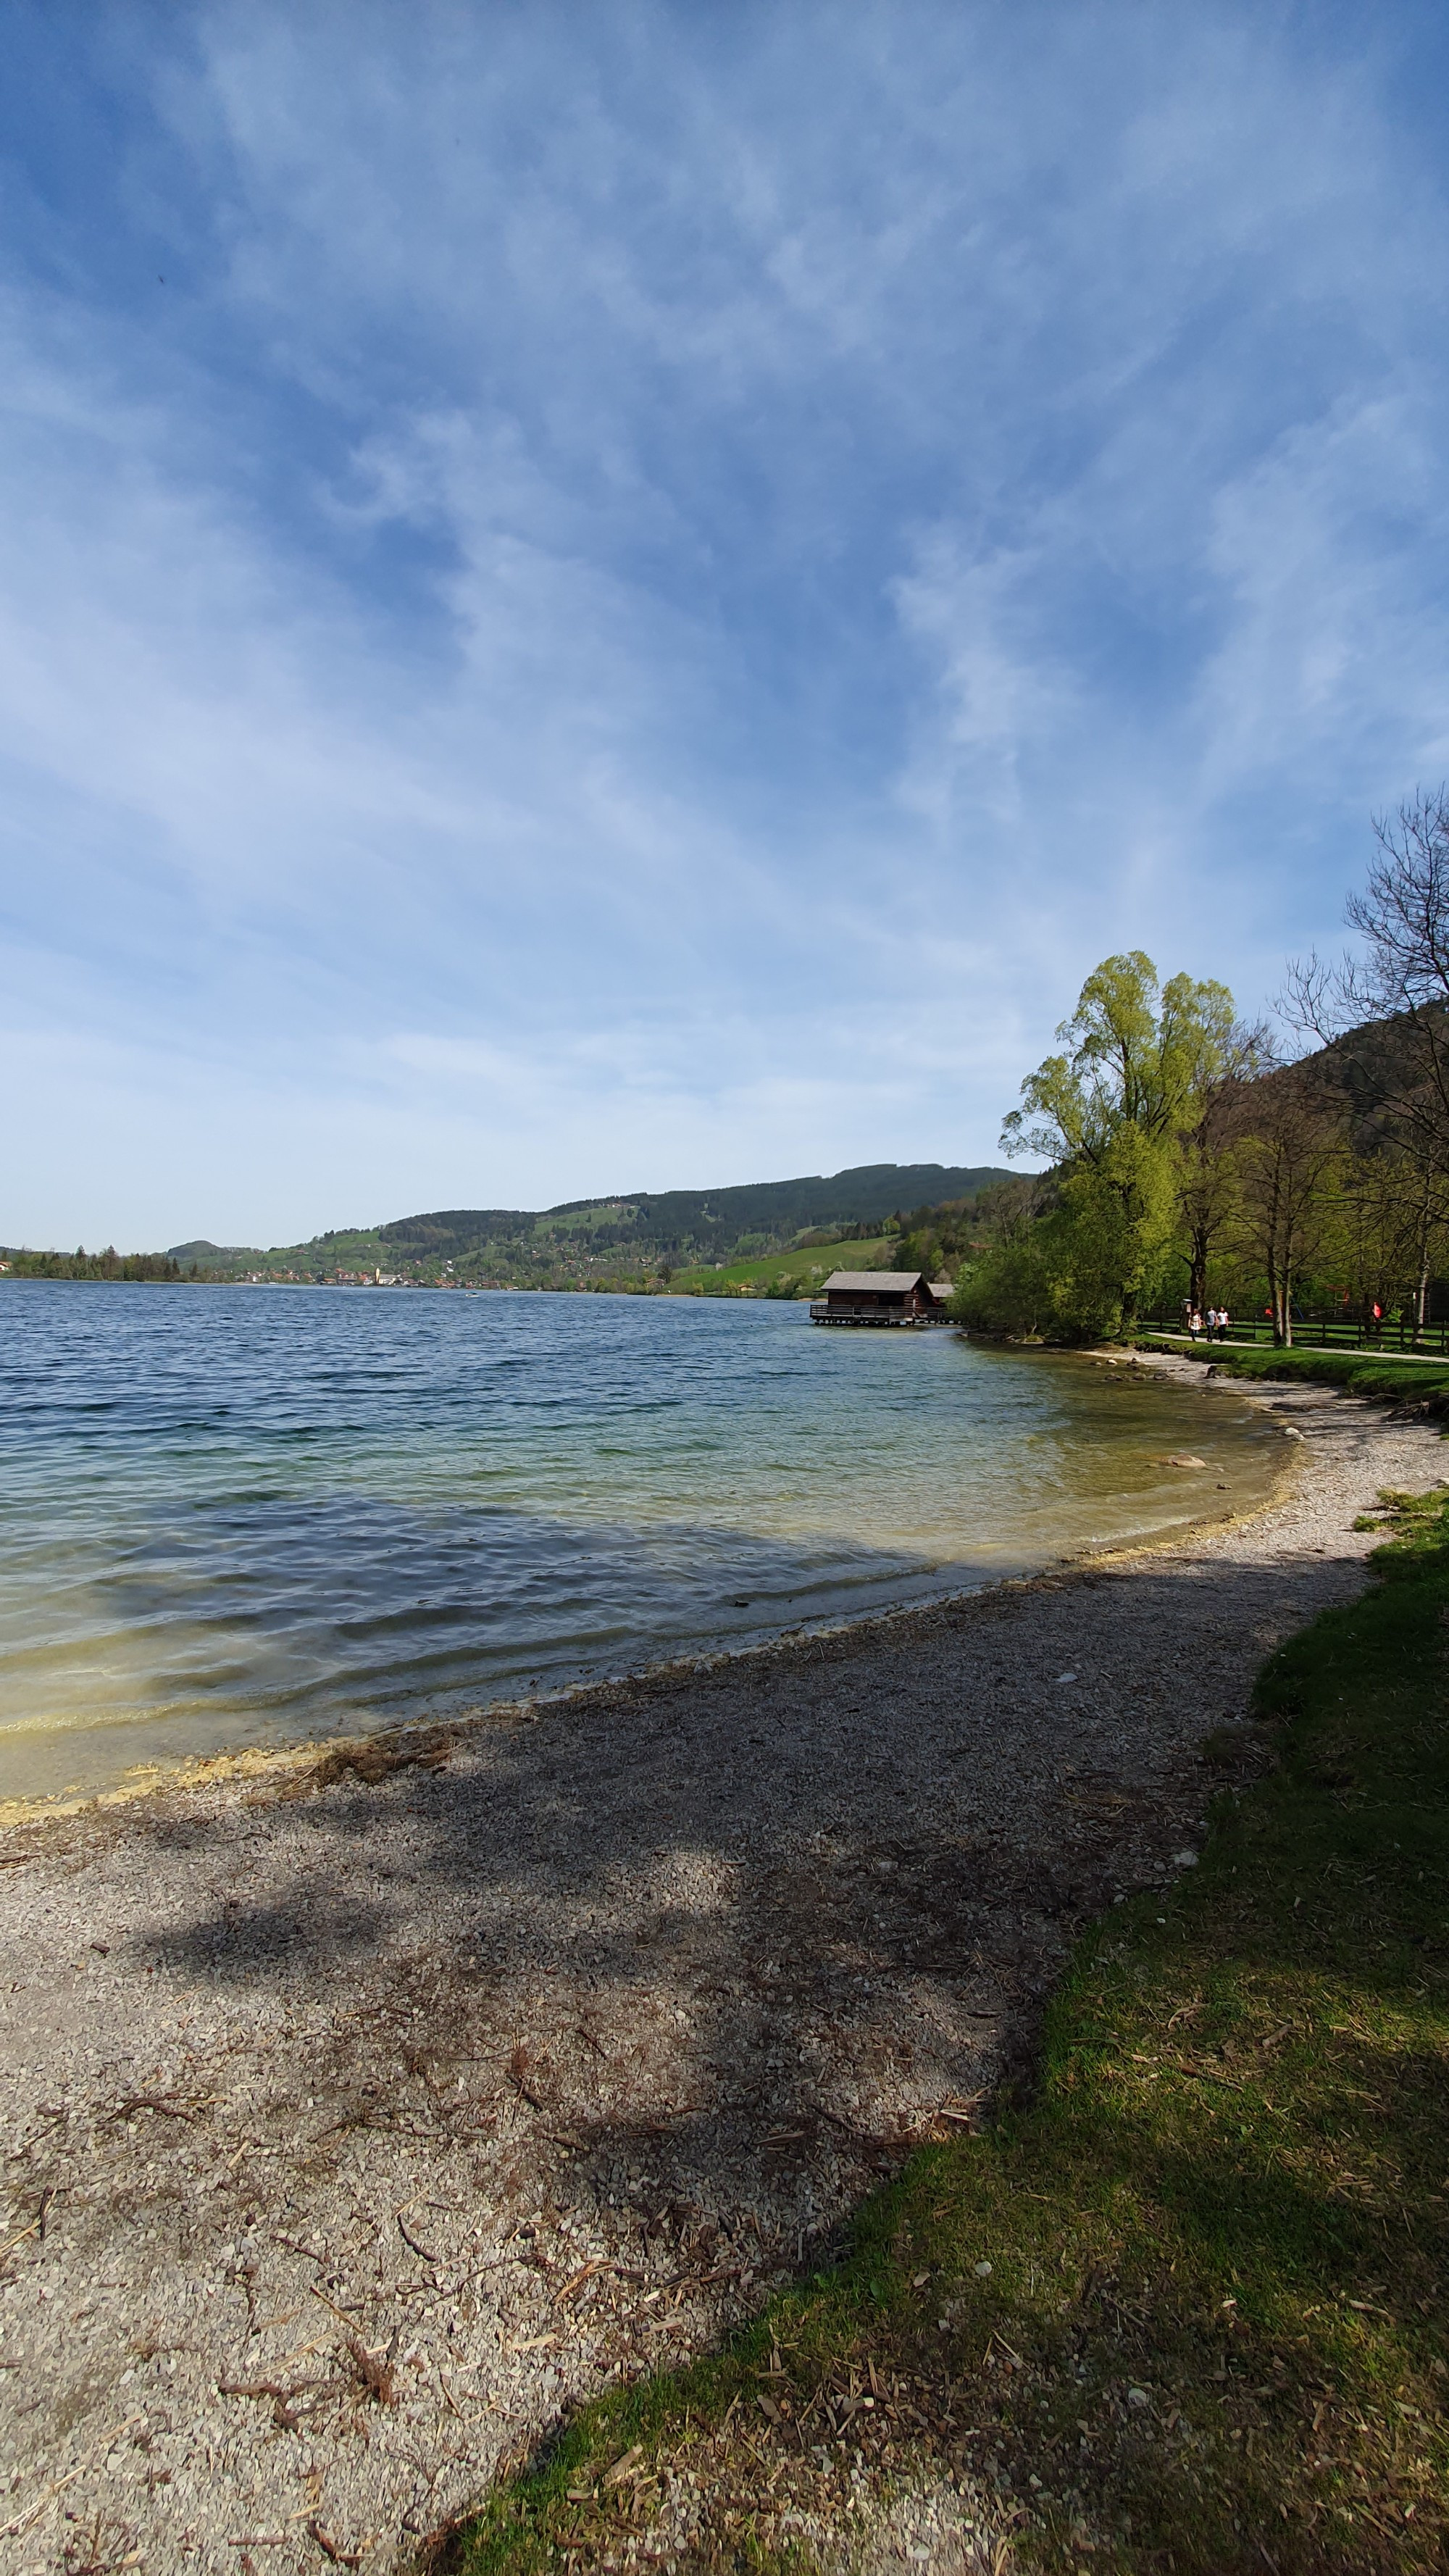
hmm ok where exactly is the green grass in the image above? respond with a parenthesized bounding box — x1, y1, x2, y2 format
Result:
(1137, 1336, 1449, 1412)
(448, 1490, 1449, 2574)
(669, 1237, 893, 1296)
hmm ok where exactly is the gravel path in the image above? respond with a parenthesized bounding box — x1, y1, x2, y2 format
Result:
(0, 1355, 1442, 2574)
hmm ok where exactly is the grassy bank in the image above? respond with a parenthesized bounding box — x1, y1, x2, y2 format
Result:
(1137, 1336, 1449, 1413)
(450, 1492, 1449, 2574)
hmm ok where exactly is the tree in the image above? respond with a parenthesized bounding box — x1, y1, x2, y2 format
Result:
(1286, 787, 1449, 1196)
(1001, 953, 1240, 1327)
(1280, 788, 1449, 1340)
(949, 1175, 1058, 1337)
(1232, 1062, 1342, 1344)
(1337, 1143, 1446, 1338)
(1174, 1017, 1270, 1314)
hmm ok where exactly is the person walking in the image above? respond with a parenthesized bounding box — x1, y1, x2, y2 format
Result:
(1216, 1306, 1230, 1341)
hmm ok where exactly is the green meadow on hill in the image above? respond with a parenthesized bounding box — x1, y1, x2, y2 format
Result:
(669, 1237, 893, 1296)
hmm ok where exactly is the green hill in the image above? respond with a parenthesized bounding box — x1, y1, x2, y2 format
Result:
(372, 1162, 1009, 1266)
(159, 1162, 1010, 1286)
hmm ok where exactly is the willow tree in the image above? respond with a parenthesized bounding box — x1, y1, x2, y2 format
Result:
(1001, 952, 1240, 1330)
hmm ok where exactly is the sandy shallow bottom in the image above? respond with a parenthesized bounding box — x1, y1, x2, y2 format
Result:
(0, 1356, 1443, 2573)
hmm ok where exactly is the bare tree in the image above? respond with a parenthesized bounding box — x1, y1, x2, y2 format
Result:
(1232, 1062, 1342, 1345)
(1337, 1143, 1446, 1338)
(1283, 785, 1449, 1195)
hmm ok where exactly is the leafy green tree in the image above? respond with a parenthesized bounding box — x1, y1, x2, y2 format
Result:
(1001, 954, 1239, 1330)
(949, 1176, 1058, 1335)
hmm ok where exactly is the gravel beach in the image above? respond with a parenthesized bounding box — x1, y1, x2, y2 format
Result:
(1, 1351, 1442, 2574)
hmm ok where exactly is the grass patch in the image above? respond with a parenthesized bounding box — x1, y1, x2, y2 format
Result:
(670, 1238, 892, 1296)
(449, 1496, 1449, 2572)
(1137, 1337, 1449, 1413)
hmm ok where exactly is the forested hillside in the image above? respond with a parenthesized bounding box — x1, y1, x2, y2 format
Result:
(374, 1162, 1006, 1267)
(154, 1161, 1012, 1286)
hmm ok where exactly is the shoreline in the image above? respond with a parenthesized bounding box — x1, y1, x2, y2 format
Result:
(1, 1362, 1441, 2572)
(0, 1345, 1293, 1842)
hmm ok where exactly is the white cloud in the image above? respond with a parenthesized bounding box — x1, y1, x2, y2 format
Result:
(1193, 393, 1449, 796)
(893, 533, 1082, 830)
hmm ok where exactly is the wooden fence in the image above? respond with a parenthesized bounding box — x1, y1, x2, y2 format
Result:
(1140, 1313, 1449, 1355)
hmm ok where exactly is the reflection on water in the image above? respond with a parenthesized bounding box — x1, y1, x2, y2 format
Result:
(0, 1285, 1279, 1801)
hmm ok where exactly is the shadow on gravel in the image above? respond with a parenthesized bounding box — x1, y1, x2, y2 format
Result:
(158, 1894, 385, 1977)
(123, 1546, 1352, 2235)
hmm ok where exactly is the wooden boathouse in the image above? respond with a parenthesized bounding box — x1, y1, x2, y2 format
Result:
(808, 1271, 954, 1327)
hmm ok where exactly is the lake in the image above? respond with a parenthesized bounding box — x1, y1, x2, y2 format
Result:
(0, 1283, 1279, 1804)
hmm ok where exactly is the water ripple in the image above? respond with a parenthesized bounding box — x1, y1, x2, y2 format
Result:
(0, 1284, 1277, 1800)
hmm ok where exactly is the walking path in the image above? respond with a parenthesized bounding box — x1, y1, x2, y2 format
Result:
(1147, 1330, 1449, 1364)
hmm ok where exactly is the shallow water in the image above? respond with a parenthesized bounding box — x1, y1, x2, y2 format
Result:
(0, 1284, 1279, 1801)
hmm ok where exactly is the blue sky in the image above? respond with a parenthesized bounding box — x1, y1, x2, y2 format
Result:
(5, 1, 1449, 1248)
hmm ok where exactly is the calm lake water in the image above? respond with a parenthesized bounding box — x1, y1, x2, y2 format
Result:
(0, 1284, 1279, 1803)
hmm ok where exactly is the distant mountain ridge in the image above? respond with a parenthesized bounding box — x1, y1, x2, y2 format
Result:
(374, 1162, 1011, 1263)
(165, 1162, 1011, 1275)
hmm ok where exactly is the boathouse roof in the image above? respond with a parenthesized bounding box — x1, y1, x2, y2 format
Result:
(819, 1271, 925, 1293)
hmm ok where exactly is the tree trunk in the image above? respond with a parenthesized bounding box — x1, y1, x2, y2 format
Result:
(1188, 1225, 1208, 1316)
(1415, 1172, 1433, 1344)
(1267, 1253, 1291, 1346)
